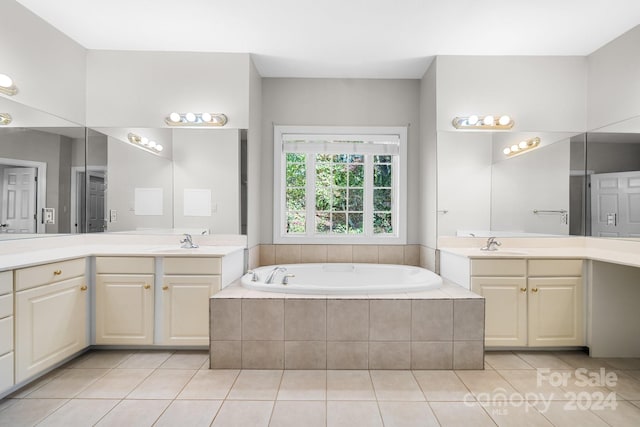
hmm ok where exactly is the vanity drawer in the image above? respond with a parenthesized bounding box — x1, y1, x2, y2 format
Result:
(471, 259, 526, 277)
(0, 317, 13, 355)
(96, 257, 154, 274)
(0, 271, 12, 295)
(0, 294, 12, 318)
(528, 259, 583, 277)
(15, 258, 85, 291)
(163, 257, 221, 275)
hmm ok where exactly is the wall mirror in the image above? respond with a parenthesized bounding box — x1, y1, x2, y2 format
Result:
(0, 96, 85, 239)
(437, 131, 587, 238)
(586, 114, 640, 239)
(87, 127, 247, 235)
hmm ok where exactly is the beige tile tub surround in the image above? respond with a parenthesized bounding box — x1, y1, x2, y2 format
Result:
(210, 284, 484, 369)
(258, 244, 422, 266)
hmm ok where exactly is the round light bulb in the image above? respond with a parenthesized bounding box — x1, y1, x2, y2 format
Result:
(148, 140, 157, 148)
(169, 112, 181, 123)
(503, 147, 511, 155)
(0, 74, 13, 88)
(467, 115, 479, 125)
(483, 115, 495, 126)
(155, 144, 163, 152)
(510, 144, 519, 152)
(518, 140, 529, 149)
(140, 137, 149, 146)
(185, 112, 197, 122)
(201, 112, 212, 122)
(498, 115, 511, 126)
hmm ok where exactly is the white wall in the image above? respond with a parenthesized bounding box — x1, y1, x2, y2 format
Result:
(437, 132, 492, 237)
(106, 137, 173, 232)
(420, 60, 438, 269)
(436, 56, 587, 132)
(1, 0, 86, 124)
(260, 78, 421, 244)
(172, 129, 240, 234)
(588, 25, 640, 130)
(86, 51, 251, 128)
(491, 139, 570, 235)
(247, 59, 262, 247)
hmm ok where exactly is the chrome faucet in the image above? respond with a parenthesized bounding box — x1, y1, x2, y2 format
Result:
(180, 233, 199, 249)
(481, 236, 501, 251)
(265, 267, 287, 284)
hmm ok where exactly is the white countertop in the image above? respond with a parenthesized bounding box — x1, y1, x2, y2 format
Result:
(0, 237, 245, 271)
(439, 237, 640, 269)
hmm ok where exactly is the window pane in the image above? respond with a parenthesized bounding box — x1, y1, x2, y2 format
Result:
(286, 161, 306, 186)
(373, 213, 393, 234)
(286, 188, 305, 210)
(332, 189, 347, 210)
(348, 189, 363, 211)
(332, 154, 349, 163)
(316, 154, 332, 162)
(375, 155, 392, 163)
(315, 188, 331, 210)
(348, 164, 364, 187)
(373, 164, 392, 187)
(348, 213, 364, 234)
(315, 212, 330, 233)
(332, 213, 347, 233)
(286, 153, 306, 163)
(333, 164, 348, 186)
(287, 212, 306, 233)
(349, 154, 364, 163)
(316, 163, 332, 187)
(373, 188, 392, 211)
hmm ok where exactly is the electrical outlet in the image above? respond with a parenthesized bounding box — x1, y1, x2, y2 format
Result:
(110, 209, 118, 222)
(43, 208, 55, 224)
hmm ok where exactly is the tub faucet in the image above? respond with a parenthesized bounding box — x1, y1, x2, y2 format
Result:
(481, 236, 501, 251)
(265, 267, 287, 284)
(180, 233, 199, 249)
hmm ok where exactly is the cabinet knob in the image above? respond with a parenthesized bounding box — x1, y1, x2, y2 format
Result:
(162, 285, 169, 291)
(144, 284, 151, 290)
(531, 288, 538, 293)
(520, 287, 527, 293)
(53, 269, 62, 275)
(80, 285, 88, 291)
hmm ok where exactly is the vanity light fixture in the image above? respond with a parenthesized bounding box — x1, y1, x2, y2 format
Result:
(127, 132, 164, 153)
(452, 114, 514, 130)
(502, 137, 540, 157)
(0, 113, 12, 125)
(165, 112, 228, 127)
(0, 74, 18, 96)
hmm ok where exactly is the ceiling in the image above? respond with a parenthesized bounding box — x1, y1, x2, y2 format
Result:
(15, 0, 640, 79)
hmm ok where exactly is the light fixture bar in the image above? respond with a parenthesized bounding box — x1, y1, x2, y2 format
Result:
(0, 113, 12, 125)
(502, 137, 540, 157)
(452, 115, 514, 130)
(0, 74, 18, 96)
(127, 132, 164, 154)
(165, 112, 228, 127)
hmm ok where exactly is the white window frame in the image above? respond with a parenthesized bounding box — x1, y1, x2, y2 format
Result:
(273, 125, 407, 244)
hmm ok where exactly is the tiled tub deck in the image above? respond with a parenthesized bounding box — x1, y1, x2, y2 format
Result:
(209, 282, 485, 370)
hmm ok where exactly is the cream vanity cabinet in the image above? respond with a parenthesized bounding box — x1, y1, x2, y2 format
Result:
(160, 257, 221, 346)
(0, 271, 13, 390)
(14, 258, 88, 382)
(471, 258, 584, 347)
(95, 257, 155, 345)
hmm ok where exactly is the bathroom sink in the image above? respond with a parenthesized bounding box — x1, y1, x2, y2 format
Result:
(144, 246, 201, 253)
(478, 250, 527, 256)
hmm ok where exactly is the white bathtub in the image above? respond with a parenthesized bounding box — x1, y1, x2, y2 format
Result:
(241, 263, 442, 295)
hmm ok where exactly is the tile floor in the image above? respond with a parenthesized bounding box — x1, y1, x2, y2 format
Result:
(1, 349, 640, 426)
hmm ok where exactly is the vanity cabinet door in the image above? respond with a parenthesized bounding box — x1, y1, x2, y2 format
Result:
(528, 277, 584, 347)
(95, 274, 154, 345)
(160, 275, 220, 346)
(472, 276, 527, 347)
(15, 277, 88, 383)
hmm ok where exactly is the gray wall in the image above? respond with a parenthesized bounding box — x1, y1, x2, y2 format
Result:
(260, 78, 421, 244)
